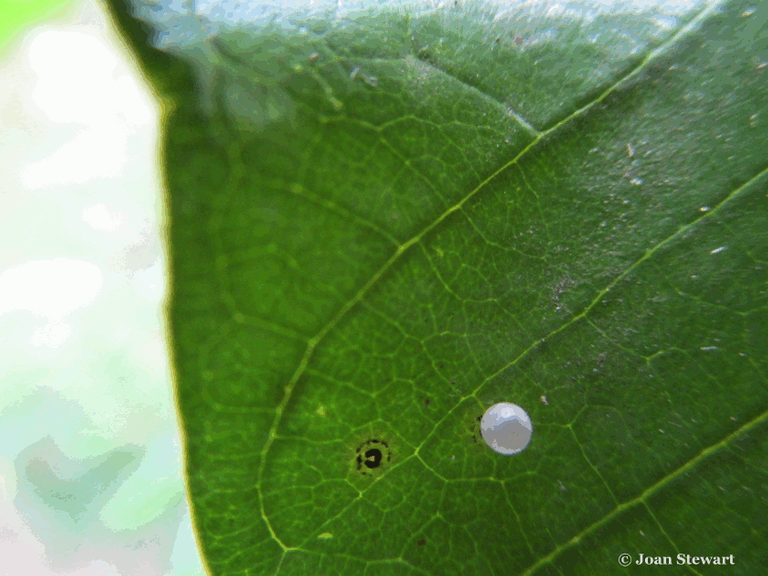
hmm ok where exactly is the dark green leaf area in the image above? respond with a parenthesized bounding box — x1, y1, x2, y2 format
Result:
(104, 0, 768, 573)
(288, 0, 705, 130)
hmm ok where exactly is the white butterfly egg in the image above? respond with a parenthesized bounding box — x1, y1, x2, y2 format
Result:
(480, 402, 533, 455)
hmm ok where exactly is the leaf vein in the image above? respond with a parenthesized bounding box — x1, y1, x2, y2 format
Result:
(519, 406, 768, 575)
(411, 54, 541, 136)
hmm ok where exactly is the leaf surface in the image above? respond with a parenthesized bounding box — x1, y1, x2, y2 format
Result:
(105, 0, 768, 573)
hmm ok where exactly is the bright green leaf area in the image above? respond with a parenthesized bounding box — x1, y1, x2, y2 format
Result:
(106, 0, 767, 573)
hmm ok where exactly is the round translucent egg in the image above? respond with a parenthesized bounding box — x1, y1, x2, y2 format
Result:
(480, 402, 533, 455)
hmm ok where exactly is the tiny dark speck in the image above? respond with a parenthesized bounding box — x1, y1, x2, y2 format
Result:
(418, 538, 426, 546)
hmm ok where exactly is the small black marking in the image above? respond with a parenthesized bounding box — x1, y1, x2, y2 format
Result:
(417, 538, 426, 546)
(425, 397, 431, 406)
(364, 448, 382, 469)
(468, 414, 483, 444)
(355, 439, 391, 476)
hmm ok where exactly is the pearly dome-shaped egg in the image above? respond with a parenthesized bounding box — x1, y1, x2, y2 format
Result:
(480, 402, 533, 455)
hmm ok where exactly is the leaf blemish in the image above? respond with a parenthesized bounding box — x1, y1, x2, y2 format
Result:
(355, 439, 391, 476)
(552, 275, 574, 304)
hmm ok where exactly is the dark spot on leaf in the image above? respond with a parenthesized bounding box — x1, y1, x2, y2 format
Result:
(515, 35, 524, 45)
(355, 439, 391, 476)
(363, 448, 382, 469)
(418, 538, 426, 546)
(424, 397, 431, 406)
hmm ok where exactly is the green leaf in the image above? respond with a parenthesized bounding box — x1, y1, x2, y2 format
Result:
(105, 0, 768, 573)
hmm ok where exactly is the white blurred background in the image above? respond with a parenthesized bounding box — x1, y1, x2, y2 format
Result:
(0, 0, 206, 573)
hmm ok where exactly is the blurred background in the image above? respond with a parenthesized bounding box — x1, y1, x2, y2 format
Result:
(0, 0, 206, 573)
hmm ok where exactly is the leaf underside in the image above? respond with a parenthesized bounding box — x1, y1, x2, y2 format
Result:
(106, 0, 768, 574)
